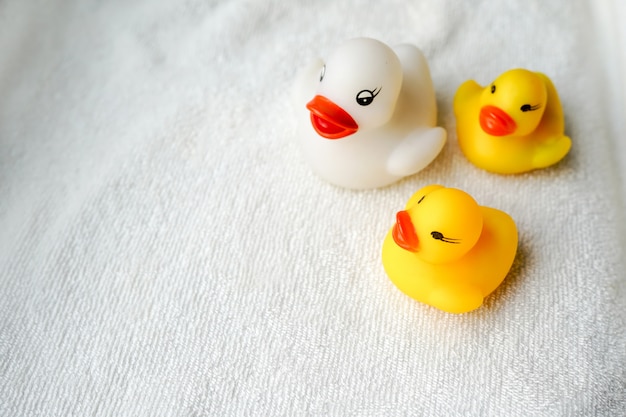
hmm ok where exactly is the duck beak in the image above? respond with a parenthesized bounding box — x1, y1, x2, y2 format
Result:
(479, 105, 516, 136)
(392, 210, 419, 252)
(306, 95, 358, 139)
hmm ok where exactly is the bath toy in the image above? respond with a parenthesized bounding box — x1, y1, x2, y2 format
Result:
(294, 38, 446, 189)
(382, 185, 518, 314)
(454, 69, 571, 174)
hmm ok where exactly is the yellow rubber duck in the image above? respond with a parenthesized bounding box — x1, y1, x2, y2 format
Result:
(382, 185, 518, 314)
(454, 69, 572, 174)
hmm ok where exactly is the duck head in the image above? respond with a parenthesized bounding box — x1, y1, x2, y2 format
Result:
(478, 69, 547, 137)
(392, 185, 483, 264)
(306, 38, 403, 139)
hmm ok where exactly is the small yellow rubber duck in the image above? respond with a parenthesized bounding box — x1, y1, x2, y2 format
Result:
(382, 185, 518, 314)
(454, 69, 572, 174)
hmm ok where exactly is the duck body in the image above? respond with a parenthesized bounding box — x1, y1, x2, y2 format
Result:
(382, 185, 518, 314)
(294, 38, 446, 189)
(454, 69, 571, 174)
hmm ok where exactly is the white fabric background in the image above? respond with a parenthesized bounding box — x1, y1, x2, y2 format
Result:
(1, 0, 625, 416)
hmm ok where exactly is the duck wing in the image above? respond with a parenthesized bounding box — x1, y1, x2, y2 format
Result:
(386, 126, 446, 176)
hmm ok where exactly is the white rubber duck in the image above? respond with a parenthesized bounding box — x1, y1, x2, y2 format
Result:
(294, 38, 447, 189)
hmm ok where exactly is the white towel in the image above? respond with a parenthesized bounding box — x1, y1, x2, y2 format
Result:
(1, 0, 624, 415)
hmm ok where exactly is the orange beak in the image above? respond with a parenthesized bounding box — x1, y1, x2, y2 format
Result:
(479, 105, 516, 136)
(306, 95, 358, 139)
(392, 210, 419, 252)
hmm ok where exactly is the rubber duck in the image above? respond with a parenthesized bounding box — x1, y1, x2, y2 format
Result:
(454, 69, 571, 174)
(294, 38, 446, 189)
(382, 185, 518, 314)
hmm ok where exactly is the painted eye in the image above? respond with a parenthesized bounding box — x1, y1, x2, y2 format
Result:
(417, 195, 425, 204)
(356, 88, 380, 106)
(356, 90, 374, 106)
(319, 65, 326, 82)
(430, 231, 461, 244)
(520, 104, 540, 112)
(490, 85, 496, 94)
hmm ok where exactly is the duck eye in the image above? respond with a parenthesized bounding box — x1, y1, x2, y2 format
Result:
(356, 88, 380, 106)
(491, 85, 496, 94)
(520, 104, 540, 112)
(430, 231, 461, 244)
(319, 65, 325, 82)
(417, 195, 425, 204)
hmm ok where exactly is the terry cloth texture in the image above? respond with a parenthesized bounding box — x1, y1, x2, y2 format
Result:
(1, 0, 625, 416)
